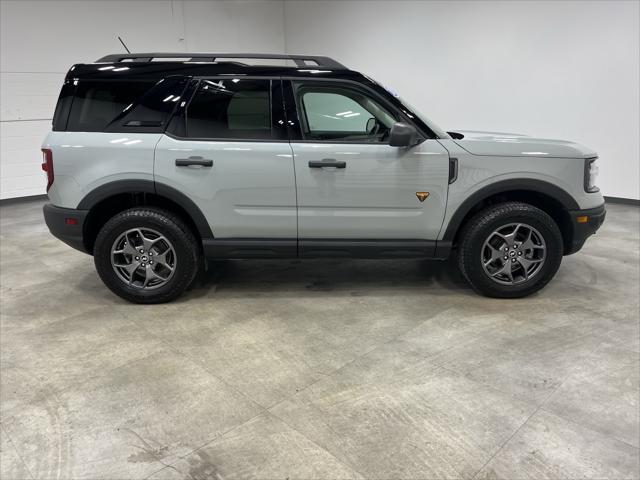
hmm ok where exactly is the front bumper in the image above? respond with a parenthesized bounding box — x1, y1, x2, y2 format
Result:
(565, 203, 606, 255)
(43, 204, 89, 254)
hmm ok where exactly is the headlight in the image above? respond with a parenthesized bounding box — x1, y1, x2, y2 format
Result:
(584, 157, 599, 193)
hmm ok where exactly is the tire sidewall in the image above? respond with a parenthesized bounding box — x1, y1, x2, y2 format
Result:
(94, 209, 198, 303)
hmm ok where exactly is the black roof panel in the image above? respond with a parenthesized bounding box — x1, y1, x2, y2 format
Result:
(67, 61, 365, 82)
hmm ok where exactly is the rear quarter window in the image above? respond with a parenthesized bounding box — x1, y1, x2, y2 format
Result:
(66, 80, 156, 132)
(52, 80, 75, 131)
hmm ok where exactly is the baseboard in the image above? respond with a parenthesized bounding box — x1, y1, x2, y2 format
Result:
(604, 196, 640, 206)
(0, 194, 48, 205)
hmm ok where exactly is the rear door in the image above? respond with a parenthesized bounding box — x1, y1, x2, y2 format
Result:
(154, 78, 297, 248)
(284, 79, 450, 255)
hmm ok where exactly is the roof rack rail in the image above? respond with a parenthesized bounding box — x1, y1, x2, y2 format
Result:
(95, 53, 347, 69)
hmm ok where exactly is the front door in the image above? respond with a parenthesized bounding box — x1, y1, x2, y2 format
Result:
(154, 78, 297, 255)
(285, 80, 450, 256)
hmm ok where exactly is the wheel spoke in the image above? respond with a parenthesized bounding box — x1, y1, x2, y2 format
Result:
(492, 232, 511, 248)
(484, 245, 504, 267)
(113, 241, 138, 256)
(492, 261, 514, 282)
(152, 241, 171, 257)
(503, 230, 517, 247)
(152, 266, 171, 280)
(520, 237, 542, 252)
(518, 256, 543, 270)
(125, 230, 142, 250)
(489, 244, 502, 259)
(519, 259, 529, 280)
(139, 230, 163, 252)
(505, 264, 514, 282)
(512, 223, 522, 238)
(123, 241, 139, 256)
(143, 266, 169, 287)
(142, 267, 153, 287)
(124, 263, 139, 284)
(154, 250, 174, 271)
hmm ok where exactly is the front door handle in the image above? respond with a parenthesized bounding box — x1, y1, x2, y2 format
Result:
(175, 156, 213, 167)
(308, 159, 346, 169)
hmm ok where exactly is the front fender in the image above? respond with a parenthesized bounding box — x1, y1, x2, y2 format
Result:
(439, 177, 579, 244)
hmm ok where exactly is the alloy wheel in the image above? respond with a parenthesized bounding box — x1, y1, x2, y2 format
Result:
(111, 228, 176, 289)
(481, 223, 546, 285)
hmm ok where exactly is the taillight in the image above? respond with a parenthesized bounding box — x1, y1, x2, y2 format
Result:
(41, 148, 54, 191)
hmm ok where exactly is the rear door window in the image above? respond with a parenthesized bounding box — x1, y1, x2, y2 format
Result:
(66, 80, 156, 132)
(185, 79, 272, 139)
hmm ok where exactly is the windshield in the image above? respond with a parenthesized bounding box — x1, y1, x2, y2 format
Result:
(375, 81, 451, 139)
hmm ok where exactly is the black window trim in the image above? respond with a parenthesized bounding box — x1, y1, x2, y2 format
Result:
(166, 76, 289, 143)
(282, 77, 434, 144)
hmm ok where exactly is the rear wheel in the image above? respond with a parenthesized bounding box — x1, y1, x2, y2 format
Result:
(458, 202, 563, 298)
(94, 207, 201, 303)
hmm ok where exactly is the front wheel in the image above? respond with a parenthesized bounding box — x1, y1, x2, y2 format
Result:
(457, 202, 563, 298)
(94, 207, 201, 303)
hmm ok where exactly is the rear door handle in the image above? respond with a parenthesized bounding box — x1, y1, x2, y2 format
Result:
(308, 159, 346, 169)
(175, 156, 213, 167)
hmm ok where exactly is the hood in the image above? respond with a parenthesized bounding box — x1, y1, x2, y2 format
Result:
(449, 130, 597, 159)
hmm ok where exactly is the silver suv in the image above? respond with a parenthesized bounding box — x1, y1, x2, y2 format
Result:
(42, 53, 605, 303)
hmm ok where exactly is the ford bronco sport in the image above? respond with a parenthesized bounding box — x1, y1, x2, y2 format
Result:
(42, 53, 606, 303)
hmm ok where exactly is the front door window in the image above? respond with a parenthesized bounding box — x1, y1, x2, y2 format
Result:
(294, 83, 397, 143)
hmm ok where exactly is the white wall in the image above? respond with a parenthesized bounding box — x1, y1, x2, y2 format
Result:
(284, 0, 640, 200)
(0, 0, 285, 199)
(1, 0, 638, 200)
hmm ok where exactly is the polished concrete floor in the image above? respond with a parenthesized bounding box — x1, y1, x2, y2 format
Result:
(0, 198, 638, 480)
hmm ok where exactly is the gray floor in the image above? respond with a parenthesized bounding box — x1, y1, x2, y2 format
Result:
(0, 198, 638, 480)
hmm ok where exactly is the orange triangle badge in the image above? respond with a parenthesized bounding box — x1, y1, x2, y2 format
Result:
(416, 192, 430, 202)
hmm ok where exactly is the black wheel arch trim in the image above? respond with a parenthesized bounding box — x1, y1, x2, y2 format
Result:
(77, 179, 214, 239)
(441, 179, 580, 243)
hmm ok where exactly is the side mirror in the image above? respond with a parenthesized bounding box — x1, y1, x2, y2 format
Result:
(389, 122, 418, 147)
(366, 117, 376, 134)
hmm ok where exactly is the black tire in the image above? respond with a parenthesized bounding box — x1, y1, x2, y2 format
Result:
(94, 207, 201, 304)
(457, 202, 563, 298)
